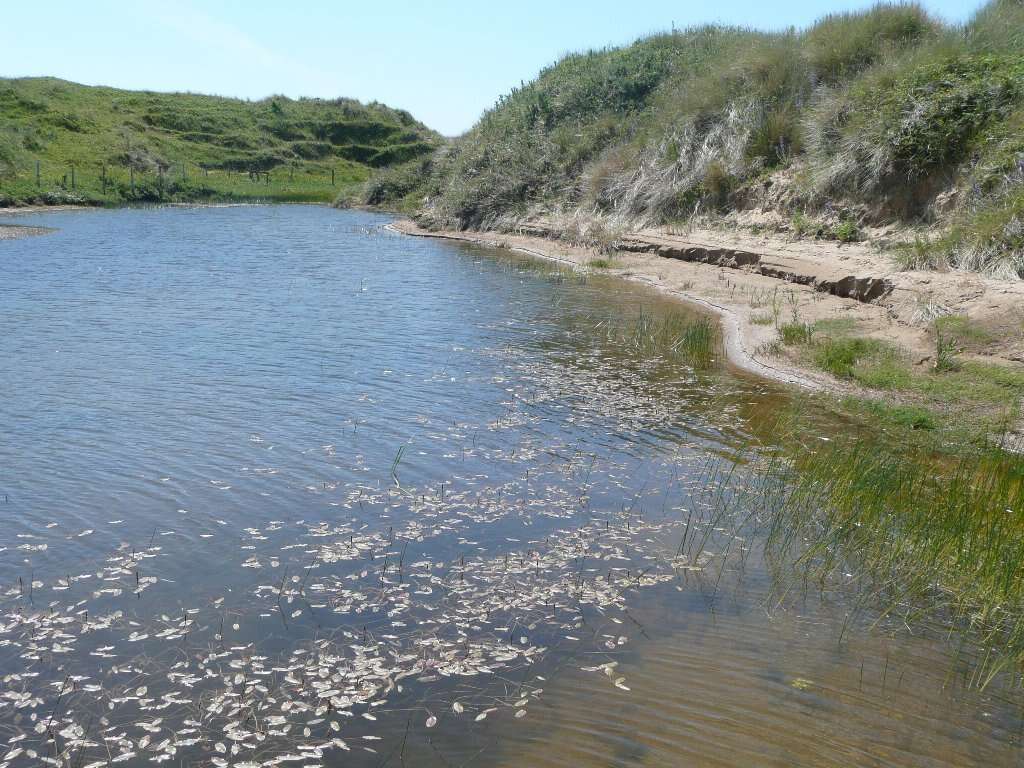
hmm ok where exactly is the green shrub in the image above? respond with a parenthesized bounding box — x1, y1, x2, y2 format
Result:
(702, 161, 736, 209)
(939, 188, 1024, 278)
(790, 211, 824, 238)
(806, 50, 1024, 209)
(832, 218, 861, 242)
(357, 156, 434, 209)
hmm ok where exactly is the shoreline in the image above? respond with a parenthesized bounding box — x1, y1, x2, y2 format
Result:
(387, 219, 833, 391)
(385, 218, 1024, 421)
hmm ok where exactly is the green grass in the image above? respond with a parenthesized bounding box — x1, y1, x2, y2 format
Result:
(813, 336, 886, 379)
(794, 318, 1024, 443)
(780, 321, 814, 345)
(790, 211, 828, 239)
(842, 396, 938, 430)
(0, 78, 439, 206)
(587, 257, 615, 269)
(910, 187, 1024, 279)
(682, 400, 1024, 682)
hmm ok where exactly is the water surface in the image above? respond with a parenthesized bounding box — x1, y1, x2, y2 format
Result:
(0, 205, 1019, 767)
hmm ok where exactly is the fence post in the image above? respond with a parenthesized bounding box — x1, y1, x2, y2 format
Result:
(130, 166, 135, 194)
(36, 160, 40, 187)
(70, 165, 76, 190)
(331, 168, 335, 186)
(101, 165, 107, 195)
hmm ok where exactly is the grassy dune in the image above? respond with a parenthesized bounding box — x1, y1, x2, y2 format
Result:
(359, 0, 1024, 278)
(0, 77, 439, 206)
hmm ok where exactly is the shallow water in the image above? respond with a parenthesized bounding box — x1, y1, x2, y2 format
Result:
(0, 205, 1020, 767)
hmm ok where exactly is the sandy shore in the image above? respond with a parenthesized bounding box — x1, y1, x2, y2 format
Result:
(0, 204, 92, 215)
(389, 219, 1024, 393)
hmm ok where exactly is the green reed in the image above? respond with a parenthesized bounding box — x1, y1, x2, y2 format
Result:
(612, 308, 718, 369)
(728, 434, 1024, 685)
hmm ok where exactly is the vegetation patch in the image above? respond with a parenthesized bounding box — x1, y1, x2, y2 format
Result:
(0, 78, 439, 206)
(726, 430, 1024, 681)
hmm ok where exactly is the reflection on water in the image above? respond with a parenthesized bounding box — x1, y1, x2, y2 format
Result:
(0, 205, 1019, 767)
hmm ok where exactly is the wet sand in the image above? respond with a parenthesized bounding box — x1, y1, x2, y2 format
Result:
(0, 223, 53, 240)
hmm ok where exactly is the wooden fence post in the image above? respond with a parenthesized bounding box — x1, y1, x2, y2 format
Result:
(35, 160, 40, 187)
(70, 165, 76, 190)
(130, 166, 135, 194)
(331, 168, 335, 186)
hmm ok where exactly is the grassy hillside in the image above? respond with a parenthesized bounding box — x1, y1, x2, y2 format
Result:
(359, 0, 1024, 278)
(0, 77, 439, 206)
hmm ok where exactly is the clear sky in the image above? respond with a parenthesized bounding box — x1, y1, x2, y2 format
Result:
(2, 0, 989, 136)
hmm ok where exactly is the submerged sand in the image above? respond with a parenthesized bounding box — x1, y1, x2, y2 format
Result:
(0, 223, 53, 240)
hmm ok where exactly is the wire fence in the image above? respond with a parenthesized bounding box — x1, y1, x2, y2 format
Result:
(12, 160, 342, 196)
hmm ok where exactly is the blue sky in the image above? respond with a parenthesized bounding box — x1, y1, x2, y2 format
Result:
(2, 0, 989, 135)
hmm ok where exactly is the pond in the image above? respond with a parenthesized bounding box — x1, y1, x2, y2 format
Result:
(0, 205, 1020, 767)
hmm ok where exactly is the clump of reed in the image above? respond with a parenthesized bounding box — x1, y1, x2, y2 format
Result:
(609, 308, 718, 369)
(732, 433, 1024, 685)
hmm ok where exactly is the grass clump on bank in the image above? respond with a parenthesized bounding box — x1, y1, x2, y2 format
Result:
(0, 78, 439, 206)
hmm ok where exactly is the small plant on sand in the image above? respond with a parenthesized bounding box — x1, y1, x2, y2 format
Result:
(756, 339, 784, 357)
(813, 336, 880, 378)
(780, 321, 814, 345)
(587, 257, 615, 269)
(851, 398, 938, 430)
(895, 235, 948, 271)
(934, 324, 962, 372)
(831, 218, 862, 243)
(790, 211, 825, 239)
